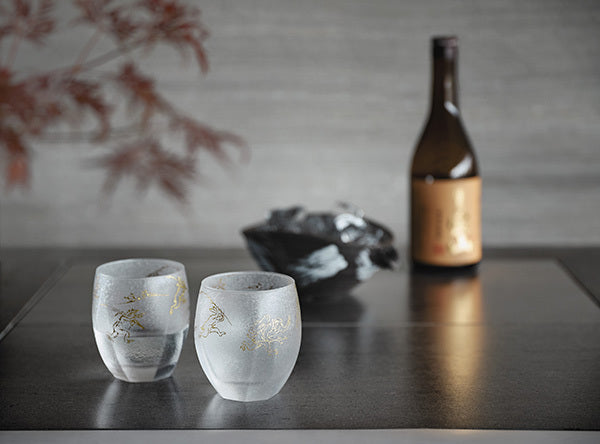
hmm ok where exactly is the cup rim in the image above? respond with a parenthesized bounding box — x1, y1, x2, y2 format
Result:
(95, 258, 185, 281)
(201, 271, 296, 294)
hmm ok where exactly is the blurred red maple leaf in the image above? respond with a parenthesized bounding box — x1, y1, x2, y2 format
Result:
(0, 0, 245, 201)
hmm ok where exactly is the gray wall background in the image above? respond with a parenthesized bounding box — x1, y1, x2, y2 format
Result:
(1, 0, 599, 248)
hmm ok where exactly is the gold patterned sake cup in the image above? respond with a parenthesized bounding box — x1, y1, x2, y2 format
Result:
(92, 259, 190, 383)
(194, 271, 302, 402)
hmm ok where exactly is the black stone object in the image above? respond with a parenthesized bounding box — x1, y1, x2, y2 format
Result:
(242, 206, 398, 300)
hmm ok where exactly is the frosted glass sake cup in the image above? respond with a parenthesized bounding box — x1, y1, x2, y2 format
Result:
(194, 271, 302, 402)
(92, 259, 190, 383)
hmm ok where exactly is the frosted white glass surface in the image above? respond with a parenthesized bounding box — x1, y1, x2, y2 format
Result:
(195, 271, 302, 402)
(92, 259, 190, 382)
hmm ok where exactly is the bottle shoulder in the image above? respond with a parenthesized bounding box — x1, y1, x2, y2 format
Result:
(410, 110, 479, 179)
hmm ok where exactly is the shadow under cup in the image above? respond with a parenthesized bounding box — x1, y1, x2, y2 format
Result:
(194, 271, 302, 402)
(92, 259, 190, 383)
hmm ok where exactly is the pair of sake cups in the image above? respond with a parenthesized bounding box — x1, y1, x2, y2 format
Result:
(92, 258, 301, 402)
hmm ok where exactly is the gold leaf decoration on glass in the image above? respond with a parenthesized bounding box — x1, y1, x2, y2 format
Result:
(107, 276, 187, 344)
(195, 271, 301, 401)
(93, 258, 190, 383)
(111, 307, 145, 343)
(215, 278, 226, 290)
(240, 315, 292, 355)
(197, 291, 231, 338)
(167, 276, 188, 314)
(123, 290, 168, 304)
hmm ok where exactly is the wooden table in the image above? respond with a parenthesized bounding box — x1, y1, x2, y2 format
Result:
(1, 247, 599, 441)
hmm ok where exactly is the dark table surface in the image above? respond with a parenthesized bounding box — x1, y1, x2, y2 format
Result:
(1, 247, 599, 431)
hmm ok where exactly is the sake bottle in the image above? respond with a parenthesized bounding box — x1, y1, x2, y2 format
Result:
(410, 36, 481, 269)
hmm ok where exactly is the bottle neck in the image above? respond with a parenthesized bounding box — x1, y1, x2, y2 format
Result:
(430, 49, 459, 116)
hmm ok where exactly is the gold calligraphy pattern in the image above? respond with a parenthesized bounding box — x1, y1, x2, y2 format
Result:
(240, 315, 292, 355)
(215, 278, 226, 290)
(109, 277, 187, 342)
(167, 276, 188, 314)
(116, 277, 186, 315)
(122, 289, 167, 304)
(197, 291, 231, 338)
(112, 307, 145, 343)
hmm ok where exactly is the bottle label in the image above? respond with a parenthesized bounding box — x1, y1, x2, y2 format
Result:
(411, 176, 481, 266)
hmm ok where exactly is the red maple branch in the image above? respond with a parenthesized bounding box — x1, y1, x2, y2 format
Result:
(0, 0, 246, 201)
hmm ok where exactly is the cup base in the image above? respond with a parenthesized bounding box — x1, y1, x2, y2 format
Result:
(108, 364, 175, 383)
(213, 380, 284, 402)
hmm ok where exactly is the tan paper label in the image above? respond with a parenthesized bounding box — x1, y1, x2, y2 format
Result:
(411, 176, 481, 266)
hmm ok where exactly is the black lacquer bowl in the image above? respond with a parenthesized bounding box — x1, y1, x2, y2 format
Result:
(242, 208, 398, 300)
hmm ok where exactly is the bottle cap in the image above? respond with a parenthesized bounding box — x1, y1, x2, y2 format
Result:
(433, 36, 458, 47)
(432, 36, 458, 58)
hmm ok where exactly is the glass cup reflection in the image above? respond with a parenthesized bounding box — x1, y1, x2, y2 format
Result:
(194, 271, 301, 402)
(92, 259, 190, 383)
(95, 378, 184, 428)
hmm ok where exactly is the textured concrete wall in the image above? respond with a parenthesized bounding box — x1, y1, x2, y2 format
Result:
(1, 0, 599, 247)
